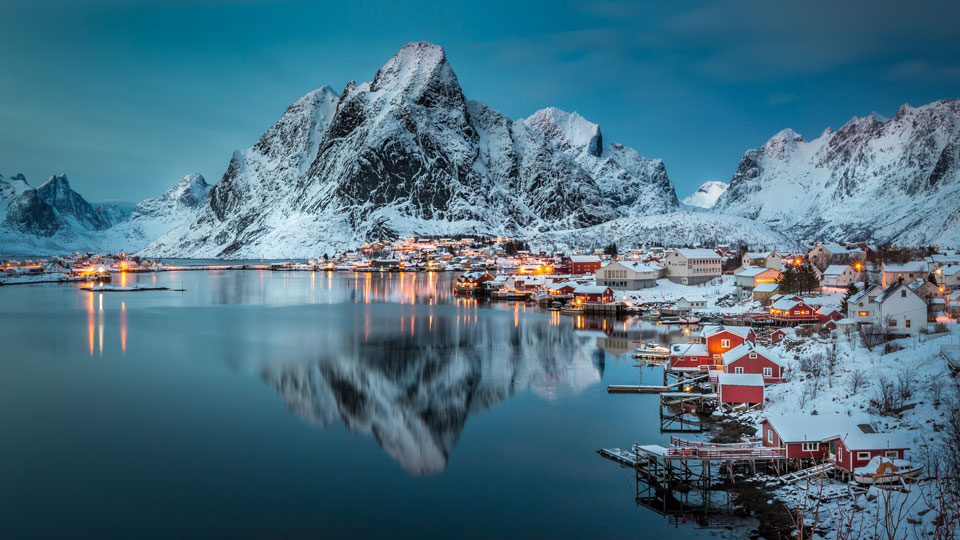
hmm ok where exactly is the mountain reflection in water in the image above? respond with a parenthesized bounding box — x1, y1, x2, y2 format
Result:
(258, 302, 604, 474)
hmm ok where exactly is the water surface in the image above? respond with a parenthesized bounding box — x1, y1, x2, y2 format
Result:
(0, 270, 734, 539)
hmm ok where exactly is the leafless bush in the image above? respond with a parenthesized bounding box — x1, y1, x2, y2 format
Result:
(895, 368, 916, 405)
(849, 369, 868, 393)
(796, 325, 815, 338)
(884, 341, 904, 354)
(934, 322, 948, 334)
(799, 352, 827, 378)
(859, 323, 885, 351)
(870, 374, 898, 415)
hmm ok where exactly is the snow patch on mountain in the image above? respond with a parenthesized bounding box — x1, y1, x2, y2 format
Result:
(682, 181, 729, 209)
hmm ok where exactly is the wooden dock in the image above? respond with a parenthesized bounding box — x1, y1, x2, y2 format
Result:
(608, 385, 669, 394)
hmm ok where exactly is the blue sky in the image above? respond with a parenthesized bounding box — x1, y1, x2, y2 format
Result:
(2, 0, 959, 203)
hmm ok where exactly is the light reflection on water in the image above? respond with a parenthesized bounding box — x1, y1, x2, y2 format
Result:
(0, 270, 722, 539)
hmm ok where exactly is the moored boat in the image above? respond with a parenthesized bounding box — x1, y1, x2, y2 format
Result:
(852, 457, 923, 485)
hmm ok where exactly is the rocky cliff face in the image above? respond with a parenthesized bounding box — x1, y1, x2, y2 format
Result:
(142, 42, 680, 258)
(1, 174, 124, 237)
(714, 100, 960, 245)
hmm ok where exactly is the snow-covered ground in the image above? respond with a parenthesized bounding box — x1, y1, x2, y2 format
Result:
(721, 322, 960, 538)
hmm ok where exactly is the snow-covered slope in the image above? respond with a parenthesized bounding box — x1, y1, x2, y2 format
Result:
(682, 181, 728, 209)
(142, 42, 680, 258)
(535, 211, 799, 252)
(99, 173, 213, 252)
(714, 100, 960, 246)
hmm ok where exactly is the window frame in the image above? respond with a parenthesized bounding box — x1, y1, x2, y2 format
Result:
(856, 451, 871, 461)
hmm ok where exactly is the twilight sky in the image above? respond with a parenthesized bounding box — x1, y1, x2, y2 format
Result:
(2, 0, 960, 204)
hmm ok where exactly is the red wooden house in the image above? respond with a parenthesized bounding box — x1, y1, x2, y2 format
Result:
(572, 285, 614, 304)
(668, 343, 710, 371)
(455, 271, 494, 292)
(722, 343, 786, 384)
(669, 325, 756, 372)
(717, 373, 764, 409)
(566, 255, 602, 275)
(761, 414, 910, 470)
(830, 432, 911, 473)
(761, 414, 836, 460)
(770, 328, 788, 344)
(768, 295, 819, 323)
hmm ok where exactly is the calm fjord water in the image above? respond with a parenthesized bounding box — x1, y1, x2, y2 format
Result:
(0, 270, 718, 539)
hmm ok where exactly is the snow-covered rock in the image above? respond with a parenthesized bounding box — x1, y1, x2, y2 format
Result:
(714, 99, 960, 246)
(682, 181, 728, 209)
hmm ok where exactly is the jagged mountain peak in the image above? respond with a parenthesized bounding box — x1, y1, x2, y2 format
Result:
(38, 173, 71, 190)
(370, 41, 461, 106)
(523, 107, 603, 157)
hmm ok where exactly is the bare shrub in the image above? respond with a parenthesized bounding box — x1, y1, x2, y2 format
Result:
(859, 323, 885, 351)
(849, 369, 868, 394)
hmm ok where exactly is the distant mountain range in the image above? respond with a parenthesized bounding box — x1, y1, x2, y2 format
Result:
(2, 42, 958, 257)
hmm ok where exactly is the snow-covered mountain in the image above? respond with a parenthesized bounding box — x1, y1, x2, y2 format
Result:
(714, 99, 960, 246)
(0, 173, 126, 255)
(142, 42, 681, 258)
(682, 181, 728, 209)
(100, 173, 213, 252)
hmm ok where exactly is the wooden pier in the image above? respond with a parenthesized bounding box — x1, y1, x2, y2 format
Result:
(581, 302, 627, 315)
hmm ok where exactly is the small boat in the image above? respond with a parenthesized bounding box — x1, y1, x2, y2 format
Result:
(852, 457, 923, 485)
(632, 342, 670, 356)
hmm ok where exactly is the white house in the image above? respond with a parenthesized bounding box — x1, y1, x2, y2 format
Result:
(676, 296, 708, 312)
(821, 264, 858, 288)
(808, 242, 864, 268)
(663, 249, 722, 285)
(940, 265, 960, 290)
(595, 261, 662, 290)
(881, 261, 928, 287)
(734, 266, 782, 289)
(847, 282, 927, 334)
(926, 254, 960, 273)
(741, 251, 782, 270)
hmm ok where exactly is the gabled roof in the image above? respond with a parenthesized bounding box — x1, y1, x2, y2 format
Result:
(670, 343, 708, 357)
(722, 342, 784, 367)
(547, 281, 577, 291)
(771, 296, 811, 311)
(874, 281, 923, 304)
(745, 251, 776, 259)
(678, 295, 707, 303)
(823, 264, 851, 276)
(670, 248, 721, 260)
(818, 242, 859, 255)
(568, 255, 601, 263)
(573, 284, 611, 294)
(882, 261, 927, 273)
(717, 372, 765, 387)
(762, 413, 872, 443)
(737, 266, 778, 277)
(700, 324, 753, 339)
(753, 283, 779, 293)
(603, 261, 661, 273)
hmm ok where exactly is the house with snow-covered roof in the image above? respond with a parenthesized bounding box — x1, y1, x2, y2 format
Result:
(721, 343, 785, 384)
(663, 248, 721, 285)
(676, 296, 707, 312)
(717, 373, 765, 409)
(741, 251, 782, 270)
(565, 255, 602, 275)
(808, 242, 864, 268)
(761, 413, 912, 472)
(940, 264, 960, 290)
(734, 266, 782, 289)
(847, 282, 926, 334)
(821, 264, 858, 288)
(595, 261, 662, 290)
(572, 284, 614, 304)
(881, 261, 928, 287)
(768, 295, 818, 323)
